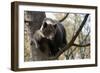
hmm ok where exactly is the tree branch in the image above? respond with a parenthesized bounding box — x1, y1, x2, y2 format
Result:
(73, 43, 90, 47)
(48, 14, 89, 60)
(68, 30, 90, 57)
(59, 13, 69, 22)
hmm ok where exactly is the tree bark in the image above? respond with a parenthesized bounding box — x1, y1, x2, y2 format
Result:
(24, 11, 49, 61)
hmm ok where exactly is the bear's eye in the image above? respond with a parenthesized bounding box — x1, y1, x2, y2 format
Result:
(54, 24, 57, 29)
(43, 22, 47, 28)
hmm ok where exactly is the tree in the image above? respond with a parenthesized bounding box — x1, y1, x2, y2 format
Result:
(24, 11, 48, 61)
(24, 11, 90, 61)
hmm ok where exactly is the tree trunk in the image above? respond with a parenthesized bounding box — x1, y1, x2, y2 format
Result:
(24, 11, 49, 61)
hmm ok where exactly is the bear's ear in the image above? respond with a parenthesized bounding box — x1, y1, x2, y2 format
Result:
(43, 22, 47, 28)
(54, 24, 57, 29)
